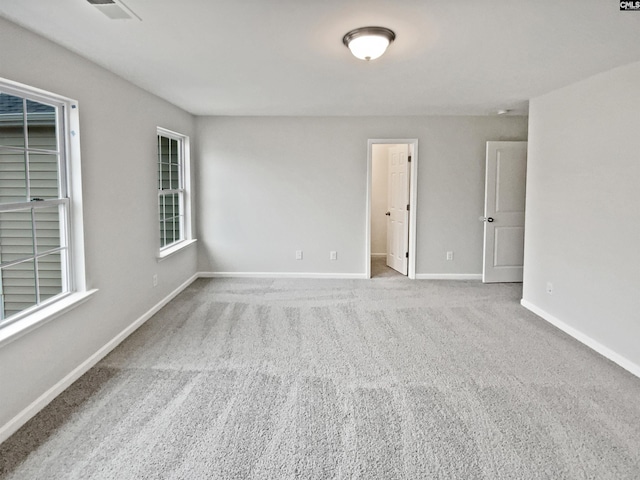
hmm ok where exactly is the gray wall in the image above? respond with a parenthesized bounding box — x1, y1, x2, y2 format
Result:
(196, 116, 528, 276)
(0, 19, 197, 430)
(522, 61, 640, 371)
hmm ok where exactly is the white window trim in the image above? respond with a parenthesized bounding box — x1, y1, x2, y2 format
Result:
(0, 77, 93, 343)
(157, 238, 197, 261)
(0, 289, 97, 348)
(156, 127, 194, 259)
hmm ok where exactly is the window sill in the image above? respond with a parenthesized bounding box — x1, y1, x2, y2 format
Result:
(157, 238, 197, 261)
(0, 289, 99, 349)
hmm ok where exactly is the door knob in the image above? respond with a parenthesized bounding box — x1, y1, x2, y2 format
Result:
(385, 211, 391, 216)
(486, 217, 494, 223)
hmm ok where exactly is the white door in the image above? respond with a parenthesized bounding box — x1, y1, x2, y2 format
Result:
(386, 145, 410, 275)
(482, 141, 527, 283)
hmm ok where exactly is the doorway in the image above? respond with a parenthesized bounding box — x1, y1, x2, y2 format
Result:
(366, 139, 418, 279)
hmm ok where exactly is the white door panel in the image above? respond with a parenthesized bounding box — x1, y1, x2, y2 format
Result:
(483, 141, 527, 283)
(494, 226, 525, 266)
(386, 145, 409, 275)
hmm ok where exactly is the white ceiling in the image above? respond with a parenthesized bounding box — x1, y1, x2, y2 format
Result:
(1, 0, 640, 116)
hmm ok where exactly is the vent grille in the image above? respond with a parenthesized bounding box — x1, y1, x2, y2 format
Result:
(86, 0, 140, 20)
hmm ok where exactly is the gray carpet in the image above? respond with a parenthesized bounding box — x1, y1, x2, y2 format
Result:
(1, 278, 640, 479)
(371, 256, 404, 278)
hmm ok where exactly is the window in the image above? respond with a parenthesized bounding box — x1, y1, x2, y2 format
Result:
(0, 78, 89, 333)
(157, 127, 192, 256)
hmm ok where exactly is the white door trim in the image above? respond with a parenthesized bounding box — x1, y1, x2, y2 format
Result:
(366, 139, 419, 279)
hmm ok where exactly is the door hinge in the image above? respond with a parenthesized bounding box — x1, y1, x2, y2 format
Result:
(405, 252, 409, 258)
(408, 155, 412, 162)
(406, 204, 410, 211)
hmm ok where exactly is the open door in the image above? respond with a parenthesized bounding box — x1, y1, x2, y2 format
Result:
(386, 144, 410, 275)
(482, 141, 527, 283)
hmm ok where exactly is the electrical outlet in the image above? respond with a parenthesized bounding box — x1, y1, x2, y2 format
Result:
(295, 250, 303, 260)
(446, 251, 454, 261)
(152, 274, 158, 287)
(330, 251, 337, 260)
(546, 282, 553, 295)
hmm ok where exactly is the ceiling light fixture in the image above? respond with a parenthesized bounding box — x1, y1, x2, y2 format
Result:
(343, 27, 396, 61)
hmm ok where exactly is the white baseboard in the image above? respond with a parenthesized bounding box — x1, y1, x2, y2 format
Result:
(521, 299, 640, 379)
(202, 271, 482, 281)
(199, 271, 368, 280)
(371, 253, 387, 258)
(415, 273, 482, 280)
(0, 273, 199, 445)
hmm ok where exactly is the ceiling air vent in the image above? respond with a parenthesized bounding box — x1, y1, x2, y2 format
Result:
(86, 0, 140, 20)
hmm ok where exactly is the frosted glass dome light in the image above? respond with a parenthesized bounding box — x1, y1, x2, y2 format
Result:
(343, 27, 396, 61)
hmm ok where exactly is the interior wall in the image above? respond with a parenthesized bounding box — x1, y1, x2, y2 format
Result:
(522, 61, 640, 372)
(0, 18, 197, 432)
(371, 144, 390, 256)
(196, 115, 527, 276)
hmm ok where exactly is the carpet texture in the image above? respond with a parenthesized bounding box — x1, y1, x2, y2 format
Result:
(371, 256, 404, 278)
(1, 277, 640, 479)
